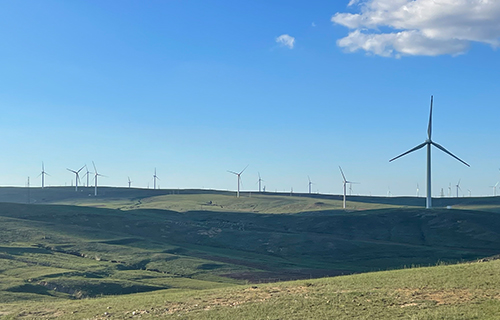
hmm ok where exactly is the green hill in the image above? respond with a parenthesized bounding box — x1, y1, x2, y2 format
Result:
(2, 258, 500, 319)
(1, 187, 500, 318)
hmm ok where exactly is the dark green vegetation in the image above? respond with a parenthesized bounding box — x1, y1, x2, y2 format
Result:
(1, 187, 500, 318)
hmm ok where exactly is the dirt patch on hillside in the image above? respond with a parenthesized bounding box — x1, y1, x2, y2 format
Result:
(124, 285, 310, 317)
(395, 288, 475, 306)
(222, 269, 351, 283)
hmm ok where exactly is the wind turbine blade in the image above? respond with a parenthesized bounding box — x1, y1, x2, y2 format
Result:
(92, 161, 97, 173)
(67, 168, 77, 174)
(428, 95, 433, 139)
(389, 142, 428, 162)
(77, 165, 85, 173)
(431, 142, 470, 167)
(339, 166, 346, 182)
(227, 170, 239, 175)
(239, 165, 249, 175)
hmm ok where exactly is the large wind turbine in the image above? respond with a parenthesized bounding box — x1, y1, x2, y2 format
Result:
(228, 165, 248, 197)
(339, 166, 357, 209)
(92, 161, 105, 196)
(67, 165, 85, 191)
(37, 162, 49, 188)
(308, 176, 313, 194)
(128, 176, 132, 188)
(390, 96, 470, 209)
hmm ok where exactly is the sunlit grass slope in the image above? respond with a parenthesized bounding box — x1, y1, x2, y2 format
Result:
(1, 197, 500, 303)
(2, 258, 500, 319)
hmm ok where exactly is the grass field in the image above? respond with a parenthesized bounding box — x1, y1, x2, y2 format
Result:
(2, 258, 500, 319)
(1, 187, 500, 318)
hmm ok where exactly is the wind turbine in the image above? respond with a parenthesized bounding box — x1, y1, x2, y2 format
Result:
(257, 172, 264, 193)
(81, 165, 92, 188)
(92, 161, 105, 196)
(37, 162, 49, 188)
(416, 183, 420, 197)
(490, 182, 499, 196)
(67, 165, 85, 191)
(339, 166, 357, 209)
(153, 168, 160, 190)
(448, 183, 452, 197)
(456, 179, 462, 198)
(308, 176, 314, 194)
(128, 176, 132, 188)
(227, 165, 248, 198)
(389, 96, 470, 209)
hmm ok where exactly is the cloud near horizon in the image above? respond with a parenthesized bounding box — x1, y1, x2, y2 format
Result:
(276, 34, 295, 49)
(332, 0, 500, 57)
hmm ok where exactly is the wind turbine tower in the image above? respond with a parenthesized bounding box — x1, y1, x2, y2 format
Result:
(490, 182, 499, 196)
(389, 96, 470, 209)
(153, 168, 160, 190)
(227, 165, 248, 198)
(38, 162, 49, 188)
(67, 165, 85, 191)
(339, 166, 357, 209)
(257, 172, 263, 193)
(456, 179, 462, 198)
(308, 176, 313, 194)
(92, 161, 105, 196)
(128, 176, 132, 188)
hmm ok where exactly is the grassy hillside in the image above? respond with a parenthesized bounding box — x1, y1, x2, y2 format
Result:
(1, 198, 500, 301)
(2, 258, 500, 319)
(1, 188, 500, 318)
(3, 185, 500, 213)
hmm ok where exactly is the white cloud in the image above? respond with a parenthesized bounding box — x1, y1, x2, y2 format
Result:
(332, 0, 500, 57)
(276, 34, 295, 49)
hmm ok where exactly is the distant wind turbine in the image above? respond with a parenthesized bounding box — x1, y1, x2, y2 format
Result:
(67, 165, 85, 191)
(308, 176, 314, 194)
(456, 179, 462, 198)
(37, 162, 49, 188)
(153, 168, 160, 190)
(257, 172, 264, 193)
(81, 165, 92, 188)
(389, 96, 470, 209)
(416, 183, 420, 197)
(339, 166, 357, 209)
(228, 165, 248, 198)
(490, 182, 499, 196)
(128, 176, 132, 188)
(92, 161, 105, 196)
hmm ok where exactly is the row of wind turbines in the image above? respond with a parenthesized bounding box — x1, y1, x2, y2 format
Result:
(229, 96, 471, 209)
(35, 162, 163, 196)
(27, 96, 480, 209)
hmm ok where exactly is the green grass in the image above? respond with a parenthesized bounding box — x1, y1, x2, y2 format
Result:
(2, 259, 500, 319)
(1, 187, 500, 318)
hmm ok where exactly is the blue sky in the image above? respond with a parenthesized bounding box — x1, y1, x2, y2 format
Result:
(0, 0, 499, 197)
